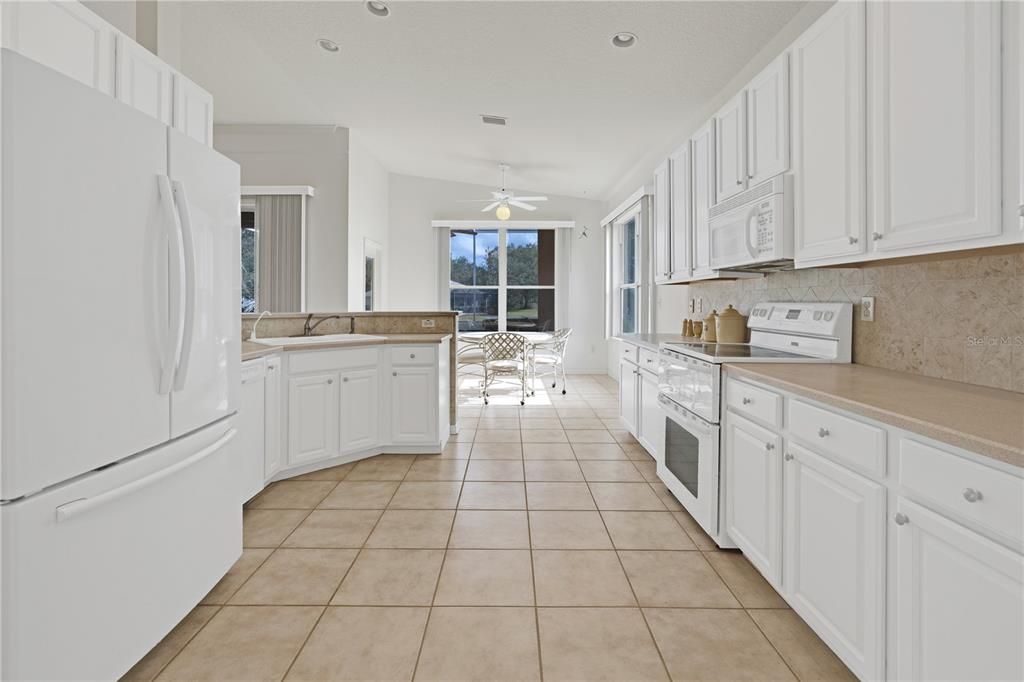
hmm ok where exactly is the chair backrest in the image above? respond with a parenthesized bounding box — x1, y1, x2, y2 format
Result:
(547, 328, 572, 356)
(480, 332, 528, 362)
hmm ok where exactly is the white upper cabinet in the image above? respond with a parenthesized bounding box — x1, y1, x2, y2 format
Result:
(115, 36, 173, 125)
(691, 122, 717, 277)
(746, 54, 790, 186)
(867, 0, 1002, 252)
(652, 160, 672, 284)
(714, 91, 748, 202)
(792, 1, 867, 264)
(1007, 0, 1024, 235)
(1, 0, 115, 94)
(668, 142, 692, 280)
(173, 73, 215, 147)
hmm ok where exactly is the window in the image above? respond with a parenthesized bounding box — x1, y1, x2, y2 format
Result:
(450, 228, 556, 332)
(364, 256, 375, 311)
(605, 197, 646, 338)
(619, 216, 639, 334)
(241, 209, 257, 313)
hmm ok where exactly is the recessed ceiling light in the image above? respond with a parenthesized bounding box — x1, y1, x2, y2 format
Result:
(611, 32, 638, 48)
(316, 38, 340, 53)
(366, 1, 390, 17)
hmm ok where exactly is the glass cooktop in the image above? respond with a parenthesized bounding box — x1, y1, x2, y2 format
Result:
(666, 341, 809, 361)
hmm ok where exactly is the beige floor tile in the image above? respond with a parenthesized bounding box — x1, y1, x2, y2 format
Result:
(286, 606, 429, 681)
(533, 550, 636, 606)
(123, 605, 219, 681)
(202, 549, 274, 604)
(364, 509, 455, 548)
(281, 510, 382, 548)
(618, 551, 739, 608)
(318, 481, 399, 509)
(449, 428, 476, 442)
(440, 441, 473, 457)
(526, 482, 596, 510)
(704, 550, 788, 608)
(673, 510, 718, 550)
(331, 549, 444, 606)
(537, 607, 668, 682)
(520, 429, 569, 443)
(465, 459, 525, 481)
(748, 608, 857, 681)
(579, 460, 645, 482)
(288, 462, 355, 481)
(589, 483, 667, 511)
(601, 511, 697, 550)
(520, 417, 563, 429)
(611, 429, 640, 445)
(567, 429, 616, 444)
(529, 511, 613, 549)
(600, 416, 631, 430)
(649, 481, 685, 511)
(345, 454, 416, 481)
(404, 457, 468, 481)
(476, 417, 520, 429)
(434, 549, 535, 606)
(415, 607, 540, 681)
(593, 408, 621, 419)
(633, 459, 660, 482)
(570, 443, 628, 460)
(555, 408, 597, 418)
(155, 606, 321, 682)
(448, 510, 531, 548)
(247, 481, 338, 509)
(520, 406, 558, 416)
(559, 418, 606, 429)
(522, 443, 576, 460)
(474, 428, 522, 443)
(622, 443, 654, 461)
(524, 460, 584, 481)
(229, 548, 357, 605)
(387, 481, 463, 509)
(645, 608, 796, 681)
(458, 481, 527, 509)
(243, 509, 309, 548)
(470, 442, 523, 459)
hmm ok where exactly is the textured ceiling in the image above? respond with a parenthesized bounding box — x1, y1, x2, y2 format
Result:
(179, 1, 808, 199)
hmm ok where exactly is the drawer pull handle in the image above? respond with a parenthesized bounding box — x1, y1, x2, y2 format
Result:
(817, 427, 830, 438)
(327, 379, 333, 385)
(962, 488, 983, 503)
(893, 512, 909, 526)
(742, 397, 752, 405)
(784, 453, 794, 461)
(765, 442, 775, 451)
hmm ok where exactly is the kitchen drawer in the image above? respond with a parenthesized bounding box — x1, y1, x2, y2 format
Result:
(288, 347, 379, 374)
(638, 347, 660, 375)
(620, 342, 639, 366)
(787, 399, 886, 476)
(390, 345, 436, 366)
(726, 378, 782, 428)
(899, 438, 1023, 548)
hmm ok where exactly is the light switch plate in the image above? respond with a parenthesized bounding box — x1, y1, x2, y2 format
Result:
(421, 318, 436, 328)
(860, 297, 875, 322)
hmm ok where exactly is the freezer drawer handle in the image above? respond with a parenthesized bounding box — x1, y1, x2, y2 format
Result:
(54, 429, 237, 523)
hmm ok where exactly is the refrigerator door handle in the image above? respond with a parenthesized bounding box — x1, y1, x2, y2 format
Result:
(171, 179, 197, 391)
(54, 428, 237, 523)
(158, 175, 186, 395)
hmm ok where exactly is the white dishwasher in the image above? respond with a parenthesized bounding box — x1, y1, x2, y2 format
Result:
(239, 357, 268, 502)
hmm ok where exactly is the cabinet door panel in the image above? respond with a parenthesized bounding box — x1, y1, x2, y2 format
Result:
(239, 367, 266, 502)
(868, 0, 1001, 250)
(784, 442, 885, 681)
(115, 35, 173, 124)
(173, 73, 215, 147)
(391, 366, 436, 444)
(264, 357, 282, 480)
(287, 373, 340, 465)
(893, 498, 1023, 682)
(653, 160, 672, 283)
(691, 123, 716, 277)
(714, 91, 747, 201)
(747, 54, 790, 185)
(668, 142, 692, 279)
(340, 368, 379, 453)
(637, 370, 662, 458)
(618, 361, 638, 436)
(792, 0, 866, 263)
(725, 413, 782, 584)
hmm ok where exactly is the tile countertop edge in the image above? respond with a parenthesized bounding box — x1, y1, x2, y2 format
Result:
(616, 333, 701, 351)
(725, 364, 1024, 469)
(241, 334, 453, 360)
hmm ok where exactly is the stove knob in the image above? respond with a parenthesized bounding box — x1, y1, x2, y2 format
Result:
(813, 311, 822, 321)
(824, 312, 834, 321)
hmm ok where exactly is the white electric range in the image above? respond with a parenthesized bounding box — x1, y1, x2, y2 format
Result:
(655, 301, 853, 546)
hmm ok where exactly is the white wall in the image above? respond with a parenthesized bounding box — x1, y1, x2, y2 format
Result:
(81, 1, 136, 38)
(348, 133, 390, 311)
(214, 124, 351, 311)
(388, 173, 607, 373)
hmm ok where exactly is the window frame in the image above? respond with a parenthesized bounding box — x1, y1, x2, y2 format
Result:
(609, 201, 644, 336)
(240, 199, 258, 313)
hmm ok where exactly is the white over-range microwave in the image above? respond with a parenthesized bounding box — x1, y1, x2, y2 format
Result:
(707, 175, 793, 271)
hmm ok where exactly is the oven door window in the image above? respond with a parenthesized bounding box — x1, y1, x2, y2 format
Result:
(665, 417, 700, 498)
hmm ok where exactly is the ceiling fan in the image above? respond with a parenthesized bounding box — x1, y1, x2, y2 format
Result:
(458, 164, 548, 220)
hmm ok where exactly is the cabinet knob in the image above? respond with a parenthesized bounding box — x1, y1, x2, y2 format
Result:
(392, 371, 398, 377)
(735, 180, 742, 186)
(410, 353, 416, 359)
(784, 453, 794, 461)
(817, 427, 830, 438)
(872, 231, 883, 241)
(742, 397, 752, 405)
(342, 377, 349, 383)
(326, 379, 333, 385)
(765, 442, 775, 451)
(646, 359, 653, 364)
(893, 512, 909, 526)
(848, 236, 858, 245)
(962, 488, 983, 503)
(748, 172, 754, 180)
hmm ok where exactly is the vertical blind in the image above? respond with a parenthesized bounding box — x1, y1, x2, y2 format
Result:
(254, 195, 302, 311)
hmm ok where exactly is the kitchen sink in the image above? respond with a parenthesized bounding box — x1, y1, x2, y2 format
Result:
(253, 333, 387, 346)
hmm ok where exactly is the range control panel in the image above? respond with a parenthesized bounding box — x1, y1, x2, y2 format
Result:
(748, 302, 852, 337)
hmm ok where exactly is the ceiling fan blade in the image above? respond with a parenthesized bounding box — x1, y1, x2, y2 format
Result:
(510, 196, 548, 202)
(480, 202, 502, 212)
(507, 200, 538, 211)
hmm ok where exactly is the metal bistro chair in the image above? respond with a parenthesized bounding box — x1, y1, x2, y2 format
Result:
(531, 328, 572, 396)
(480, 332, 529, 406)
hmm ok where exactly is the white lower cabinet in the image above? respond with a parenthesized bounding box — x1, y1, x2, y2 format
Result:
(239, 359, 268, 502)
(618, 358, 638, 436)
(390, 366, 434, 445)
(287, 372, 340, 466)
(339, 368, 380, 453)
(264, 356, 282, 480)
(892, 498, 1024, 682)
(637, 369, 661, 458)
(784, 441, 886, 680)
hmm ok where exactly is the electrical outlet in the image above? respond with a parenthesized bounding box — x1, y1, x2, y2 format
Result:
(696, 298, 704, 314)
(688, 298, 695, 314)
(421, 318, 436, 328)
(860, 297, 875, 322)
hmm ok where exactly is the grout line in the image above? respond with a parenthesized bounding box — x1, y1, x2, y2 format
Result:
(522, 419, 545, 682)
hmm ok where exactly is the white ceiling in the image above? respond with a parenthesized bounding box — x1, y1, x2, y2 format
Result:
(179, 1, 808, 200)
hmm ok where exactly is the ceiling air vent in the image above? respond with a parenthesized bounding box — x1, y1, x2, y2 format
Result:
(481, 114, 508, 127)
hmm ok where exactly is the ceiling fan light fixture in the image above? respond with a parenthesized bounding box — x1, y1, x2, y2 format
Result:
(316, 38, 340, 53)
(611, 32, 638, 48)
(366, 1, 390, 17)
(495, 203, 512, 221)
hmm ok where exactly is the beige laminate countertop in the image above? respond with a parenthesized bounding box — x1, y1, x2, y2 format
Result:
(617, 333, 700, 351)
(726, 363, 1024, 469)
(241, 334, 452, 361)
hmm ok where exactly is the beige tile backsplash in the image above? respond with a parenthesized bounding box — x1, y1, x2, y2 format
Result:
(684, 249, 1024, 393)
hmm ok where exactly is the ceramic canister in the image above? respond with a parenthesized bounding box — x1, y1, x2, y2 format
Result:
(702, 310, 718, 342)
(716, 304, 748, 344)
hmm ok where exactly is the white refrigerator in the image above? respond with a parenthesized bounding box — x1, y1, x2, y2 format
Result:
(0, 50, 242, 680)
